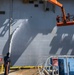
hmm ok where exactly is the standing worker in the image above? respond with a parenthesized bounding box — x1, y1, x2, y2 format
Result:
(4, 52, 11, 75)
(56, 15, 60, 23)
(66, 13, 70, 21)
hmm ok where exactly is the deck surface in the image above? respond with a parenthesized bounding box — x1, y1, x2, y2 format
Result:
(0, 69, 40, 75)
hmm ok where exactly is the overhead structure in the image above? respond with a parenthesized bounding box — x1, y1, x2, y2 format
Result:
(48, 0, 63, 7)
(48, 0, 74, 26)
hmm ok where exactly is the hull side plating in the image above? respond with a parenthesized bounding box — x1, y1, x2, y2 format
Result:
(0, 0, 74, 66)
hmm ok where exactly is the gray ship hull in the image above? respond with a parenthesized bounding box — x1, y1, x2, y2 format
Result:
(0, 0, 74, 66)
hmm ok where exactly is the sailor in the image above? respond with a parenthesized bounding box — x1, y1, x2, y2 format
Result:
(4, 52, 11, 75)
(56, 15, 60, 23)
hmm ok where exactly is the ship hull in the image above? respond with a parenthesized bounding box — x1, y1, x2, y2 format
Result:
(0, 0, 74, 66)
